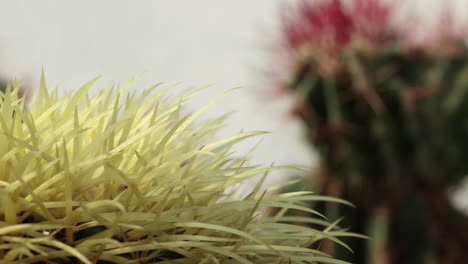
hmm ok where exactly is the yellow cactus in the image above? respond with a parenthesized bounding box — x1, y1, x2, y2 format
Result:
(0, 73, 354, 263)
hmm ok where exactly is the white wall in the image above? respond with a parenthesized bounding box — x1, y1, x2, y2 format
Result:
(0, 1, 315, 191)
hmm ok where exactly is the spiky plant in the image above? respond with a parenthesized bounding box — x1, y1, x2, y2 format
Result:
(0, 73, 356, 263)
(274, 0, 468, 263)
(0, 80, 6, 93)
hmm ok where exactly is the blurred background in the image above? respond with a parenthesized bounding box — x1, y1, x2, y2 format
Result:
(3, 1, 468, 262)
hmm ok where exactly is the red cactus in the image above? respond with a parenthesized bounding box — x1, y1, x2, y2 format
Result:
(273, 1, 468, 263)
(349, 0, 395, 45)
(282, 0, 353, 52)
(281, 0, 395, 54)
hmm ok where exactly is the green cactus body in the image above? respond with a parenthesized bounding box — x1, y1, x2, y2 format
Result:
(277, 0, 468, 263)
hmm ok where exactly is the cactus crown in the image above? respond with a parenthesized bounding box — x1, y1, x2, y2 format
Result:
(281, 0, 468, 201)
(0, 73, 355, 263)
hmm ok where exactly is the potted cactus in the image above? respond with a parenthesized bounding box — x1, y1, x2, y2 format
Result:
(273, 0, 468, 263)
(0, 72, 356, 263)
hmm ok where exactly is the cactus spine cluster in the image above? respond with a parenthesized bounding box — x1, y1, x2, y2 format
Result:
(0, 73, 354, 263)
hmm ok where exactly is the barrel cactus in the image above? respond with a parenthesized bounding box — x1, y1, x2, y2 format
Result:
(0, 73, 354, 263)
(274, 0, 468, 263)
